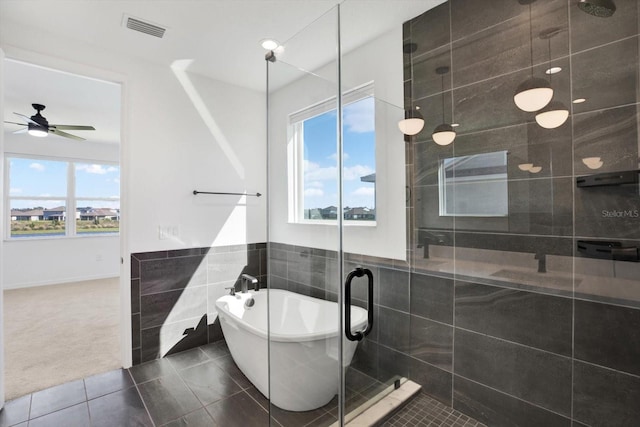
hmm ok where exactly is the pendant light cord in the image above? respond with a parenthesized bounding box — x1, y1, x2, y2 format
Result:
(529, 3, 533, 77)
(441, 74, 445, 122)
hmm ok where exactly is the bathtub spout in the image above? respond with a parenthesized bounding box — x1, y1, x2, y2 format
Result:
(241, 274, 259, 293)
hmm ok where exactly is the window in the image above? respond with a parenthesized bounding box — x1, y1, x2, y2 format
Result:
(289, 83, 376, 223)
(6, 156, 120, 239)
(438, 151, 508, 217)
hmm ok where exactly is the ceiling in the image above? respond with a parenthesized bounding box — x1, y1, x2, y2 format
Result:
(1, 0, 443, 145)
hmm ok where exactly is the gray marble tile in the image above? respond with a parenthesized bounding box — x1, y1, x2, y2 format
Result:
(87, 386, 153, 427)
(207, 250, 255, 285)
(0, 394, 31, 427)
(409, 357, 453, 406)
(455, 282, 572, 355)
(178, 360, 243, 406)
(132, 313, 141, 349)
(351, 338, 378, 380)
(378, 268, 409, 311)
(137, 373, 202, 425)
(410, 2, 450, 58)
(205, 391, 269, 426)
(575, 300, 640, 376)
(29, 379, 86, 419)
(131, 256, 140, 280)
(450, 0, 522, 42)
(409, 315, 453, 371)
(453, 376, 571, 427)
(140, 316, 208, 363)
(140, 256, 207, 295)
(84, 369, 134, 401)
(211, 354, 251, 389)
(131, 279, 140, 314)
(140, 286, 207, 329)
(412, 45, 452, 100)
(573, 360, 640, 427)
(452, 0, 568, 88)
(570, 0, 638, 53)
(574, 179, 640, 240)
(133, 251, 168, 261)
(573, 104, 639, 175)
(411, 273, 454, 324)
(413, 90, 454, 144)
(162, 408, 215, 427)
(167, 347, 209, 371)
(199, 340, 230, 360)
(454, 329, 572, 416)
(128, 357, 175, 384)
(571, 37, 639, 114)
(378, 306, 410, 353)
(378, 344, 410, 381)
(28, 403, 90, 427)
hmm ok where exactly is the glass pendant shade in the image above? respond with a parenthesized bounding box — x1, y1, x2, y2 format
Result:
(432, 123, 456, 146)
(513, 77, 554, 112)
(582, 157, 604, 169)
(398, 108, 424, 136)
(535, 101, 569, 129)
(518, 163, 534, 171)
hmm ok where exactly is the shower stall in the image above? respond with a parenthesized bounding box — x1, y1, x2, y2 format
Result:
(262, 0, 640, 425)
(264, 1, 426, 424)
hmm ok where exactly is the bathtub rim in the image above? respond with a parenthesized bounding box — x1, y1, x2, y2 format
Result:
(216, 288, 368, 343)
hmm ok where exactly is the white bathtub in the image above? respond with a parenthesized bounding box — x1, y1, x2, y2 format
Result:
(216, 289, 368, 411)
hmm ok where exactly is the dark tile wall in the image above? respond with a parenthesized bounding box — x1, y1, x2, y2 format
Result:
(130, 243, 266, 365)
(403, 1, 640, 426)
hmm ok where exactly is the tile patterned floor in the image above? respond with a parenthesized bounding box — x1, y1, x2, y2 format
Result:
(382, 392, 487, 427)
(0, 342, 482, 427)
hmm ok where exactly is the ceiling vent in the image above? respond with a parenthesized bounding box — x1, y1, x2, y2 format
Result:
(123, 14, 166, 38)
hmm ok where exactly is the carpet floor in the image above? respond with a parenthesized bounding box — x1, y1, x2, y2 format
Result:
(3, 277, 121, 400)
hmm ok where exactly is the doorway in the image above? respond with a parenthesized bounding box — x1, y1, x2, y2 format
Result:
(2, 58, 123, 400)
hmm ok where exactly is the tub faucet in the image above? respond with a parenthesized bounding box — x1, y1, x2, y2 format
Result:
(241, 274, 259, 293)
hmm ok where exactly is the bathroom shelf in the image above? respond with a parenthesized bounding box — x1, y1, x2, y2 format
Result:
(576, 170, 639, 187)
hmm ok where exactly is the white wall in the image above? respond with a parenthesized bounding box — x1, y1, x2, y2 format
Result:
(268, 27, 407, 260)
(0, 46, 6, 408)
(0, 20, 267, 256)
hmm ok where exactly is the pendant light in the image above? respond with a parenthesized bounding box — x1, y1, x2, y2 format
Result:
(513, 0, 553, 112)
(535, 27, 569, 129)
(398, 107, 425, 136)
(432, 66, 456, 146)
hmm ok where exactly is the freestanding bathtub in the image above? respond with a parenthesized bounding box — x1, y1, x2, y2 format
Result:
(216, 289, 368, 412)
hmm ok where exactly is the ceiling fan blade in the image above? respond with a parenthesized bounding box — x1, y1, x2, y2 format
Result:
(13, 128, 28, 134)
(50, 124, 96, 131)
(50, 128, 86, 141)
(13, 112, 39, 125)
(4, 121, 27, 126)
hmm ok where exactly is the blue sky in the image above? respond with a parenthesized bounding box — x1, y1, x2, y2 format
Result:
(9, 158, 120, 209)
(303, 97, 375, 210)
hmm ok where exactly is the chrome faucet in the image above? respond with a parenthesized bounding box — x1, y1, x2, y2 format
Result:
(240, 274, 259, 293)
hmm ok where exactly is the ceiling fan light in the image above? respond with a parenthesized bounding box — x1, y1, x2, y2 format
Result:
(398, 108, 425, 136)
(432, 123, 456, 145)
(513, 77, 554, 112)
(27, 123, 48, 137)
(535, 101, 569, 129)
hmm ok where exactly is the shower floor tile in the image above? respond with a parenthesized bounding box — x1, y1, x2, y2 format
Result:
(381, 392, 486, 427)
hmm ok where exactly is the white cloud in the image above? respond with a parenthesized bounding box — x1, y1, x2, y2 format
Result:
(114, 178, 120, 184)
(343, 165, 375, 181)
(344, 97, 375, 133)
(29, 163, 45, 172)
(327, 152, 350, 161)
(352, 187, 375, 196)
(39, 193, 51, 197)
(77, 164, 118, 175)
(307, 181, 324, 189)
(304, 188, 324, 197)
(10, 188, 22, 194)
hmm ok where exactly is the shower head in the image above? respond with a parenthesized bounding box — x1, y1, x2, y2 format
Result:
(577, 0, 616, 17)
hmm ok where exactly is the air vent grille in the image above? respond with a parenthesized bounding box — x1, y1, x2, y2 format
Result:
(125, 16, 166, 38)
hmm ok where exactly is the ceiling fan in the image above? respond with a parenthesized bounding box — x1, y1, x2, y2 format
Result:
(4, 103, 95, 141)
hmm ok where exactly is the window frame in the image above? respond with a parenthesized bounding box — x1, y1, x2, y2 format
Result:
(288, 82, 376, 225)
(4, 153, 120, 240)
